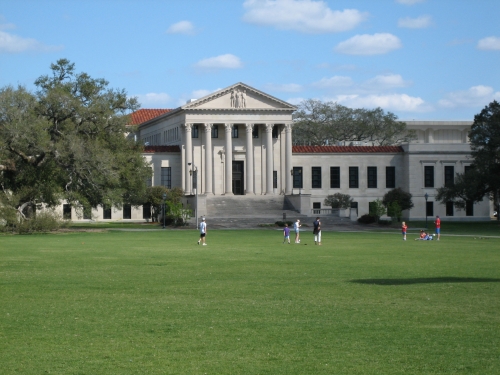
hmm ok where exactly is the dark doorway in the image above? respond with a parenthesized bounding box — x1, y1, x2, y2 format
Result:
(232, 161, 244, 195)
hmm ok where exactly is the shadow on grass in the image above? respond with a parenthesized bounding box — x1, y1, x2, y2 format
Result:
(350, 277, 500, 285)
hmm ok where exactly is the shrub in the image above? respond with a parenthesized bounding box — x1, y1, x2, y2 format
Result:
(324, 193, 353, 209)
(358, 214, 377, 224)
(275, 221, 294, 227)
(13, 210, 67, 234)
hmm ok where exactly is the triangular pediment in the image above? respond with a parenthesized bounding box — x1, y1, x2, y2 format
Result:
(181, 83, 296, 111)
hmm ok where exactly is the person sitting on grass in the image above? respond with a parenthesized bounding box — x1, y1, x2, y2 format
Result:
(415, 230, 433, 240)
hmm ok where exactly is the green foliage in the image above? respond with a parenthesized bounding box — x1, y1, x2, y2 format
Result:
(436, 100, 500, 219)
(369, 199, 386, 221)
(274, 220, 294, 227)
(0, 207, 67, 234)
(292, 99, 416, 146)
(324, 193, 353, 209)
(386, 201, 403, 222)
(0, 59, 151, 221)
(382, 187, 414, 212)
(357, 214, 377, 224)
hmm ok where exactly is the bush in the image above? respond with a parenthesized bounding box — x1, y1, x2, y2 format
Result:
(378, 219, 393, 226)
(2, 210, 68, 234)
(357, 214, 377, 224)
(275, 221, 294, 227)
(324, 193, 353, 209)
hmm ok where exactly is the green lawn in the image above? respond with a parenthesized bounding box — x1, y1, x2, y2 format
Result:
(1, 229, 499, 374)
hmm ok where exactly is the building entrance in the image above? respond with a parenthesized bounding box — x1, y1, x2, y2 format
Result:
(232, 161, 244, 195)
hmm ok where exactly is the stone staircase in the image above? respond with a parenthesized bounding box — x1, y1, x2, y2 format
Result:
(201, 195, 356, 230)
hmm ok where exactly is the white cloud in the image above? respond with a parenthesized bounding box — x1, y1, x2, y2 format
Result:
(333, 93, 428, 112)
(398, 15, 432, 28)
(0, 30, 62, 53)
(439, 85, 500, 108)
(265, 83, 303, 92)
(242, 0, 368, 33)
(166, 21, 195, 35)
(477, 36, 500, 51)
(396, 0, 425, 5)
(194, 54, 243, 69)
(191, 89, 213, 98)
(364, 74, 411, 89)
(335, 33, 402, 55)
(312, 76, 353, 89)
(136, 92, 171, 107)
(286, 96, 306, 105)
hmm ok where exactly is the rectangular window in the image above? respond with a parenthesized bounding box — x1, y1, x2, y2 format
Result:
(367, 167, 377, 188)
(349, 167, 359, 188)
(143, 203, 151, 219)
(312, 167, 322, 188)
(232, 125, 239, 138)
(466, 200, 474, 216)
(252, 126, 259, 138)
(426, 201, 434, 217)
(63, 204, 71, 220)
(386, 166, 396, 188)
(123, 204, 132, 219)
(273, 170, 277, 189)
(446, 201, 454, 216)
(161, 167, 171, 189)
(444, 166, 454, 187)
(292, 167, 303, 189)
(192, 125, 199, 138)
(424, 166, 434, 187)
(351, 201, 358, 216)
(211, 125, 218, 138)
(313, 202, 321, 215)
(330, 167, 340, 188)
(272, 125, 279, 138)
(464, 165, 472, 174)
(103, 205, 112, 220)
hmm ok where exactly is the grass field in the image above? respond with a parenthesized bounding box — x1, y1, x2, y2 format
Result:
(1, 228, 499, 374)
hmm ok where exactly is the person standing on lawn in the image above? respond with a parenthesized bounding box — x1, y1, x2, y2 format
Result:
(434, 215, 441, 240)
(293, 219, 301, 243)
(313, 217, 321, 245)
(283, 224, 291, 244)
(402, 221, 408, 241)
(198, 217, 207, 246)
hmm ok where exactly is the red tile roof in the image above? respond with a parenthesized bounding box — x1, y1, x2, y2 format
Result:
(143, 145, 181, 153)
(129, 109, 172, 125)
(293, 145, 404, 153)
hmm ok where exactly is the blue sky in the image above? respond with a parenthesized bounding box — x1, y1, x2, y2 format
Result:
(1, 0, 499, 120)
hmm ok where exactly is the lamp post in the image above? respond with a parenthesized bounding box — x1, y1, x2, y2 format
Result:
(424, 192, 429, 229)
(162, 192, 167, 229)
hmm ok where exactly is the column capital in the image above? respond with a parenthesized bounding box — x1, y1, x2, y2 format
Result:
(183, 123, 193, 131)
(224, 123, 233, 132)
(245, 123, 254, 133)
(264, 123, 274, 132)
(284, 123, 293, 132)
(204, 123, 213, 133)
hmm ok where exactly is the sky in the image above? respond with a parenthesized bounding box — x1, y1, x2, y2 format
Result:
(1, 0, 499, 120)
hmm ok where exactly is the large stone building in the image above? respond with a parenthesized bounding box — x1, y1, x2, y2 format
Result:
(64, 82, 491, 222)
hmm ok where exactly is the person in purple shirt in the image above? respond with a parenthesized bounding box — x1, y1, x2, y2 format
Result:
(283, 224, 291, 244)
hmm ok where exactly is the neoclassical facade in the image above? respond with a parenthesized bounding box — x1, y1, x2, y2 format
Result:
(60, 82, 492, 222)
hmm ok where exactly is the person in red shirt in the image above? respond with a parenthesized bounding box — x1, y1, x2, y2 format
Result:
(401, 221, 408, 241)
(434, 216, 441, 240)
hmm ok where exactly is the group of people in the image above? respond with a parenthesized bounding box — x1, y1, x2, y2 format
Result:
(283, 217, 322, 245)
(401, 215, 441, 241)
(199, 214, 442, 246)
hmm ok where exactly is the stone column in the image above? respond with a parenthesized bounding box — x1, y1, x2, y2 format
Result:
(285, 123, 293, 195)
(224, 123, 233, 195)
(245, 124, 254, 194)
(204, 124, 213, 194)
(265, 123, 274, 195)
(184, 123, 193, 194)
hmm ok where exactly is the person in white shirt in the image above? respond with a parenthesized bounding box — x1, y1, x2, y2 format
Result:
(198, 218, 207, 246)
(293, 219, 301, 243)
